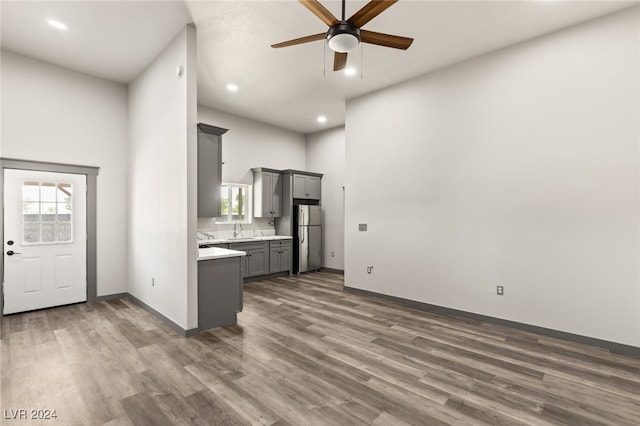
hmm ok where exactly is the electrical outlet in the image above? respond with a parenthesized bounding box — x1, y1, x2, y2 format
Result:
(367, 266, 374, 274)
(152, 278, 155, 287)
(497, 285, 503, 295)
(331, 251, 335, 258)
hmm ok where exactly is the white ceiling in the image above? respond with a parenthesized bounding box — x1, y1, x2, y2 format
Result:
(2, 1, 638, 134)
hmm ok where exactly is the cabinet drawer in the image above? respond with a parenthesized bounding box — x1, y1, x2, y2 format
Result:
(269, 240, 291, 248)
(229, 241, 268, 251)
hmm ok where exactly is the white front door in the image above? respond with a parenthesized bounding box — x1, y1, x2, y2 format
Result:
(3, 169, 87, 314)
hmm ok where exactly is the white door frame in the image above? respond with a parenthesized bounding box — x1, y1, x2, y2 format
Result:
(0, 159, 99, 323)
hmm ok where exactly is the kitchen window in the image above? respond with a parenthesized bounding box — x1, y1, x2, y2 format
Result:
(217, 183, 252, 224)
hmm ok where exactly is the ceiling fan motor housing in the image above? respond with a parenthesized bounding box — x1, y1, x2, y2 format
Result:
(326, 21, 361, 53)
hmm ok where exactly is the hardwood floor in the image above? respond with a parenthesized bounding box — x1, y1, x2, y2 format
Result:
(2, 271, 639, 425)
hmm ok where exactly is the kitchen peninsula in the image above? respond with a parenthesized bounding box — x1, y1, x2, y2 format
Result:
(197, 246, 245, 331)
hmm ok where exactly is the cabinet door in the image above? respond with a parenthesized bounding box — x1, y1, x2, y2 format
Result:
(253, 171, 272, 217)
(269, 247, 281, 273)
(197, 131, 222, 217)
(261, 172, 274, 216)
(254, 171, 282, 217)
(292, 174, 321, 200)
(292, 174, 307, 199)
(271, 173, 282, 217)
(280, 246, 291, 272)
(306, 176, 321, 200)
(247, 248, 268, 277)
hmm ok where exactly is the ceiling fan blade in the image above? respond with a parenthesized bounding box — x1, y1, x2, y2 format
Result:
(299, 0, 340, 26)
(333, 52, 348, 71)
(271, 33, 326, 48)
(348, 0, 398, 28)
(360, 29, 413, 50)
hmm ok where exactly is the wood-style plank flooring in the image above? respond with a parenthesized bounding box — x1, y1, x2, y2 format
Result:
(2, 272, 640, 425)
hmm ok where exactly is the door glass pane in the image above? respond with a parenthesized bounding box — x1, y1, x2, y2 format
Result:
(23, 223, 39, 244)
(57, 203, 72, 221)
(57, 223, 72, 242)
(57, 183, 72, 202)
(41, 182, 56, 202)
(23, 202, 39, 222)
(41, 223, 56, 243)
(57, 183, 72, 223)
(22, 182, 40, 202)
(41, 203, 57, 221)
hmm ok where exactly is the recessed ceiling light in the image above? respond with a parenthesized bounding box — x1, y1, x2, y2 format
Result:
(48, 19, 67, 31)
(317, 116, 327, 124)
(226, 83, 238, 92)
(344, 67, 357, 76)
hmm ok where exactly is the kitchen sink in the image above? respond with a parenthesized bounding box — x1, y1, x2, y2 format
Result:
(229, 237, 256, 241)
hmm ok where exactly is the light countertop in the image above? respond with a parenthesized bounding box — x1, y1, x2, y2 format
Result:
(198, 247, 246, 261)
(198, 235, 292, 245)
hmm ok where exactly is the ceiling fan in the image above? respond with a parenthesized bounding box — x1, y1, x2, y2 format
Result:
(272, 0, 413, 71)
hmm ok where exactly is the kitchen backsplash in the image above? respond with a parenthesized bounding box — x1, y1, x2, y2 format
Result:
(197, 217, 276, 240)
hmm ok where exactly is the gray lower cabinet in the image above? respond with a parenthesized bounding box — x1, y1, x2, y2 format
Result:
(198, 256, 243, 331)
(269, 240, 291, 274)
(229, 241, 269, 278)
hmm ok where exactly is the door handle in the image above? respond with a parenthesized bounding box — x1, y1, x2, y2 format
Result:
(6, 250, 21, 256)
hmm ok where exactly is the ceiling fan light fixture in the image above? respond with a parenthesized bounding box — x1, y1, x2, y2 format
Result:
(344, 67, 357, 76)
(326, 22, 360, 53)
(48, 19, 67, 31)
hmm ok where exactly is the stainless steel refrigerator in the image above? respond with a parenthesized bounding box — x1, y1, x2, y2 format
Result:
(296, 205, 322, 273)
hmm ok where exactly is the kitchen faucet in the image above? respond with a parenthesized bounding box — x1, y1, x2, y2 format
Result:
(233, 221, 243, 238)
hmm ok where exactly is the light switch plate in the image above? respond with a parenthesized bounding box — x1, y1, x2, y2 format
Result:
(359, 224, 367, 232)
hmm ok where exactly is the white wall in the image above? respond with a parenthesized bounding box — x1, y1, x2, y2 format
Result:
(345, 8, 640, 347)
(197, 107, 307, 232)
(307, 127, 345, 271)
(198, 107, 306, 185)
(128, 26, 198, 330)
(1, 50, 129, 297)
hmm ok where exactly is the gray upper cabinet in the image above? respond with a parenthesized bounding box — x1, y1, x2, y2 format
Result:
(197, 123, 228, 218)
(293, 173, 321, 200)
(252, 168, 282, 217)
